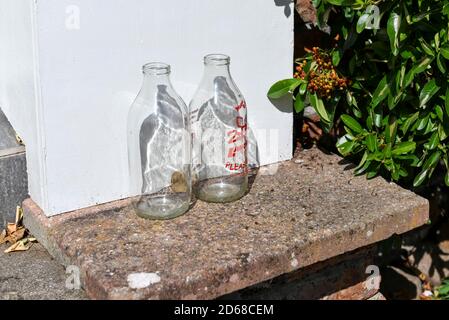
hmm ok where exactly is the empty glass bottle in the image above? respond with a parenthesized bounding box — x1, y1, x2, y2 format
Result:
(127, 63, 191, 219)
(190, 54, 248, 203)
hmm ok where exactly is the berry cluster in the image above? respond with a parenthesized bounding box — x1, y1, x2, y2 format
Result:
(294, 47, 349, 100)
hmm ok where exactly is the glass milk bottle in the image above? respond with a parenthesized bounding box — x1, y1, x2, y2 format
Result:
(190, 54, 248, 203)
(127, 63, 191, 219)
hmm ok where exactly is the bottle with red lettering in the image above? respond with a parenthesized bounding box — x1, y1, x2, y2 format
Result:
(190, 54, 248, 203)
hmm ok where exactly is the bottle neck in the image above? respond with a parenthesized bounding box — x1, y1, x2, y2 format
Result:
(142, 73, 172, 87)
(202, 54, 232, 80)
(202, 64, 232, 78)
(142, 62, 172, 88)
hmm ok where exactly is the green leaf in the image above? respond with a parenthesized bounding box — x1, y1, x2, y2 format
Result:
(419, 79, 440, 108)
(387, 12, 401, 56)
(437, 53, 446, 73)
(419, 37, 434, 56)
(294, 93, 305, 113)
(341, 114, 363, 134)
(371, 76, 390, 108)
(373, 106, 383, 128)
(299, 83, 307, 96)
(324, 0, 354, 6)
(332, 50, 341, 66)
(412, 57, 433, 74)
(413, 169, 428, 187)
(310, 93, 330, 123)
(268, 79, 298, 99)
(436, 105, 444, 122)
(439, 124, 449, 140)
(366, 170, 378, 179)
(401, 112, 419, 134)
(444, 156, 449, 186)
(403, 69, 415, 88)
(355, 151, 368, 171)
(338, 141, 355, 156)
(445, 88, 449, 116)
(427, 131, 439, 150)
(441, 45, 449, 60)
(423, 151, 441, 170)
(357, 13, 370, 33)
(392, 141, 416, 156)
(386, 116, 398, 144)
(417, 114, 430, 131)
(354, 159, 372, 175)
(366, 134, 377, 153)
(444, 3, 449, 15)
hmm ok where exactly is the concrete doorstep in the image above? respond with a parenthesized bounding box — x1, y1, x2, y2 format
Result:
(22, 147, 429, 300)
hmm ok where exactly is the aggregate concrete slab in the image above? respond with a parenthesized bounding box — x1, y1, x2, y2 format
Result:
(23, 147, 429, 300)
(0, 109, 28, 228)
(0, 109, 19, 150)
(0, 243, 87, 300)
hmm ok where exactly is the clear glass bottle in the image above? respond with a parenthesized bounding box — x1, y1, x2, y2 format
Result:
(190, 54, 248, 203)
(127, 63, 191, 219)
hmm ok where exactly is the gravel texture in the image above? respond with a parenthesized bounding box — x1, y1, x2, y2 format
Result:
(0, 243, 86, 300)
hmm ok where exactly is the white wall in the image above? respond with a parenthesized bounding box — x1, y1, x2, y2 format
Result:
(1, 0, 294, 216)
(0, 0, 47, 209)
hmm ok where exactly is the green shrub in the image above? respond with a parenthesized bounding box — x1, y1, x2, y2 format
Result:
(436, 279, 449, 300)
(269, 0, 449, 187)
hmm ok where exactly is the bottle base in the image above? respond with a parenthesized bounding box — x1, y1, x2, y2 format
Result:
(135, 194, 189, 220)
(195, 180, 248, 203)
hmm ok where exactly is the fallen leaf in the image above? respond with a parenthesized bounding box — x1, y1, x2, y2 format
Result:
(0, 230, 7, 245)
(6, 223, 17, 235)
(1, 206, 35, 250)
(8, 227, 26, 244)
(15, 206, 23, 225)
(4, 238, 33, 253)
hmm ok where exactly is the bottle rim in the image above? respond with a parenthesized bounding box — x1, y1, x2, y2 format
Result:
(204, 54, 230, 66)
(142, 62, 171, 75)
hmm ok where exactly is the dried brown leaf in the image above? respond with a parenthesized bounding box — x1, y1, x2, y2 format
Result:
(0, 230, 7, 245)
(6, 223, 17, 235)
(8, 227, 26, 244)
(4, 238, 33, 253)
(15, 206, 23, 225)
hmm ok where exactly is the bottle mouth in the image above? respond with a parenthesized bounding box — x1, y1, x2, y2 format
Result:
(143, 62, 170, 75)
(204, 54, 230, 66)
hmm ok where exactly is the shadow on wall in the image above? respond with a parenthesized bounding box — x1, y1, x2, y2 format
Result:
(274, 0, 294, 18)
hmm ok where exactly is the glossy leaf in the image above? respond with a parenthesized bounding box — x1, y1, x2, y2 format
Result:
(441, 45, 449, 60)
(341, 114, 363, 133)
(294, 93, 305, 113)
(366, 134, 377, 152)
(268, 79, 299, 99)
(310, 93, 330, 123)
(391, 141, 416, 155)
(387, 12, 401, 56)
(371, 76, 390, 108)
(419, 79, 440, 108)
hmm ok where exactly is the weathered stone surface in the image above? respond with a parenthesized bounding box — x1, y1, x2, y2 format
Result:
(23, 148, 429, 300)
(380, 266, 422, 300)
(0, 109, 28, 228)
